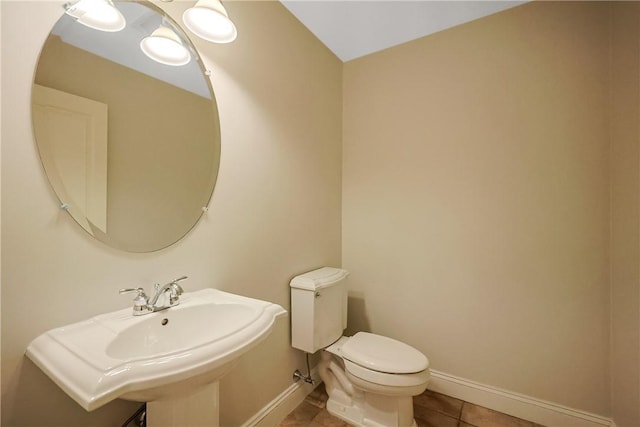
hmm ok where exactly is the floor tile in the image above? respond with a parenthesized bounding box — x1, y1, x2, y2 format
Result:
(414, 405, 459, 427)
(279, 401, 324, 426)
(308, 409, 350, 427)
(414, 389, 464, 418)
(461, 403, 533, 427)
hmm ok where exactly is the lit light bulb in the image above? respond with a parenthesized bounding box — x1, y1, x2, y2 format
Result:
(183, 0, 237, 43)
(140, 26, 191, 66)
(64, 0, 126, 32)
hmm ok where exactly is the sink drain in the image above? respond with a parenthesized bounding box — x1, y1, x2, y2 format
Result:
(161, 318, 169, 326)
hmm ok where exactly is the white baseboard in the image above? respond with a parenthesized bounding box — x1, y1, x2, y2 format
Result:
(428, 370, 615, 427)
(241, 368, 319, 427)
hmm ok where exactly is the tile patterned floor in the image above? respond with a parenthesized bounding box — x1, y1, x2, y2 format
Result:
(279, 384, 545, 427)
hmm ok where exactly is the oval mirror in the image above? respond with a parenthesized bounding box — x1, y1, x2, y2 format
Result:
(31, 1, 221, 252)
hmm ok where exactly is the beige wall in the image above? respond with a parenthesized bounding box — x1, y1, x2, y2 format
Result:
(344, 1, 612, 416)
(610, 3, 640, 427)
(1, 1, 342, 425)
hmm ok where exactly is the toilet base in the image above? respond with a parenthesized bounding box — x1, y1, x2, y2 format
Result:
(326, 393, 418, 427)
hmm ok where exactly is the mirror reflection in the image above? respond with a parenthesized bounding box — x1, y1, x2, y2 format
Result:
(32, 1, 221, 252)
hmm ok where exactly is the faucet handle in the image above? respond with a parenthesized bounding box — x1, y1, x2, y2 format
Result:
(170, 276, 187, 294)
(171, 276, 188, 285)
(167, 277, 186, 306)
(119, 287, 147, 298)
(119, 288, 149, 315)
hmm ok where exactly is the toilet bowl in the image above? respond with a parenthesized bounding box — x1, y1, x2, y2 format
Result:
(320, 334, 429, 427)
(290, 267, 430, 427)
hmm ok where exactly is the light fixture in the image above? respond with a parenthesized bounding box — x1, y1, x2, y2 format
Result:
(183, 0, 237, 44)
(64, 0, 126, 32)
(140, 26, 192, 66)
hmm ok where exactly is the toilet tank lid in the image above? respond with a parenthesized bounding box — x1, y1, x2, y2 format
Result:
(289, 267, 349, 291)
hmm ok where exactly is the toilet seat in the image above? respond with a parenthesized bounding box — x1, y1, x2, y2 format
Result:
(341, 332, 428, 374)
(329, 332, 429, 388)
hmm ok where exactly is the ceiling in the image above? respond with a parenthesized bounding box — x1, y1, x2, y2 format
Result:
(280, 1, 526, 62)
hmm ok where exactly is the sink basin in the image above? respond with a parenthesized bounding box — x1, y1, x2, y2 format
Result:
(106, 303, 259, 359)
(26, 288, 286, 411)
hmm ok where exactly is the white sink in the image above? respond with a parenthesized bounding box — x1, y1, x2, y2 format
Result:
(26, 288, 286, 411)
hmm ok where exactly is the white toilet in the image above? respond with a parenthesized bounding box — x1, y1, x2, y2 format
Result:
(290, 267, 430, 427)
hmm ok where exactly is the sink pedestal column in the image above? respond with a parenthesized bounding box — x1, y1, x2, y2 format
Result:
(146, 382, 219, 427)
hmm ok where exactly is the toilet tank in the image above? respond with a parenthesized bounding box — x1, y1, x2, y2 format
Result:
(290, 267, 349, 353)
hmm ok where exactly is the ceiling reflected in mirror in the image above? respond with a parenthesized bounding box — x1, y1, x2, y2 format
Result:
(53, 2, 209, 96)
(62, 0, 239, 69)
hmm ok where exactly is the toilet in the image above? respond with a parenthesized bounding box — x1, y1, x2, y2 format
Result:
(290, 267, 430, 427)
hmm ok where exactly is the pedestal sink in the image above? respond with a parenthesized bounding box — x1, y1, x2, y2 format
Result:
(26, 288, 286, 425)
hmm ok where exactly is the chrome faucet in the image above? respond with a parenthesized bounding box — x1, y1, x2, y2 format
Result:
(120, 276, 187, 316)
(148, 277, 186, 307)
